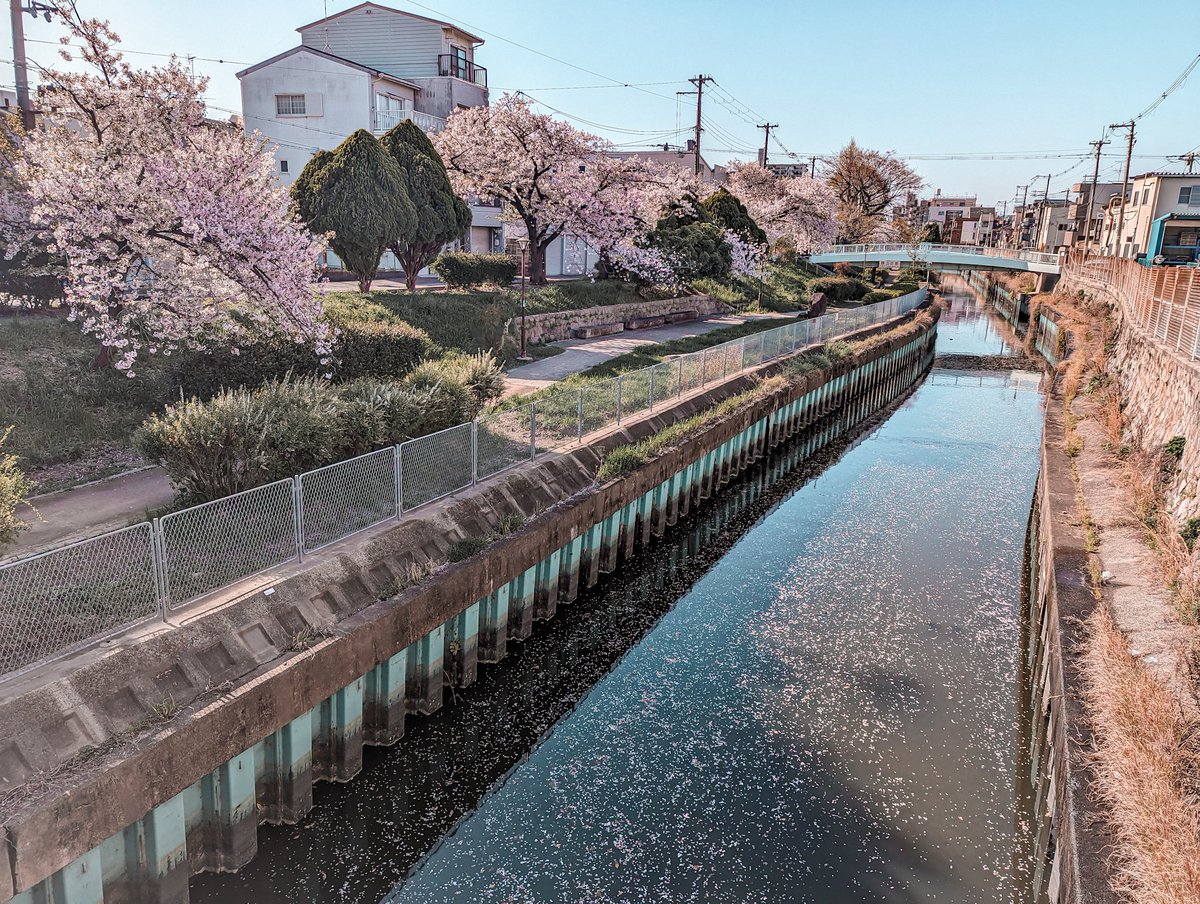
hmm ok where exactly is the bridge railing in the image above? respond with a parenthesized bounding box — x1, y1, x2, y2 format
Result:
(0, 289, 928, 683)
(815, 243, 1061, 268)
(1067, 253, 1200, 360)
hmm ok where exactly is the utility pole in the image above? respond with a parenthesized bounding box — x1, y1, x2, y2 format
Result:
(757, 122, 777, 167)
(809, 155, 817, 179)
(686, 74, 714, 178)
(1083, 138, 1107, 253)
(9, 1, 54, 131)
(1110, 120, 1136, 257)
(1181, 151, 1197, 174)
(1016, 184, 1029, 248)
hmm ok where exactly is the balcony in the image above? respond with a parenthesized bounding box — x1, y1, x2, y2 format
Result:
(372, 108, 446, 134)
(438, 54, 487, 87)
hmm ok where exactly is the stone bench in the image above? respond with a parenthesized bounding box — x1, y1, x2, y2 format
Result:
(626, 315, 667, 330)
(572, 322, 625, 339)
(664, 310, 699, 324)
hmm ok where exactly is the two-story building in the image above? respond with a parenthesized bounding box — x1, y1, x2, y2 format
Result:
(236, 2, 504, 268)
(1099, 172, 1200, 264)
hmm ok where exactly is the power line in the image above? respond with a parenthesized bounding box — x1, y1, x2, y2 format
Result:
(1133, 52, 1200, 121)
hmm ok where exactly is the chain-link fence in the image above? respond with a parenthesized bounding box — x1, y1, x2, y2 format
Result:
(0, 524, 159, 677)
(300, 448, 398, 554)
(400, 422, 474, 510)
(159, 479, 299, 608)
(0, 288, 925, 680)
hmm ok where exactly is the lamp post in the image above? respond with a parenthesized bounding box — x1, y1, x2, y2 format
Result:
(517, 238, 532, 361)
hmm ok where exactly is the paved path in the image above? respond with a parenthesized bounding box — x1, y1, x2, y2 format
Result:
(6, 467, 175, 563)
(503, 311, 795, 396)
(4, 310, 793, 563)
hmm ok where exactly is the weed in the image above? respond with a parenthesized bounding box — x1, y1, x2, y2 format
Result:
(150, 695, 180, 722)
(1166, 436, 1186, 460)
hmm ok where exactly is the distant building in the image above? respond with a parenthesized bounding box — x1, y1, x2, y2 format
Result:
(1029, 199, 1072, 253)
(922, 190, 978, 227)
(944, 206, 996, 246)
(1067, 181, 1122, 250)
(1099, 172, 1200, 263)
(765, 161, 809, 178)
(237, 1, 503, 269)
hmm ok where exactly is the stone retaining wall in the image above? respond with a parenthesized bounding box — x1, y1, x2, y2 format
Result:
(1061, 272, 1200, 521)
(510, 294, 727, 345)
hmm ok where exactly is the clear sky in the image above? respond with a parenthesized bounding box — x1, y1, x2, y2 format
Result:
(7, 0, 1198, 208)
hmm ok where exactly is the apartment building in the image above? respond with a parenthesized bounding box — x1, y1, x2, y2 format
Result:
(237, 2, 504, 265)
(1066, 181, 1122, 250)
(1099, 172, 1200, 264)
(921, 191, 978, 227)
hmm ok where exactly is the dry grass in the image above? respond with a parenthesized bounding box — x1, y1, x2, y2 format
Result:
(1081, 605, 1200, 904)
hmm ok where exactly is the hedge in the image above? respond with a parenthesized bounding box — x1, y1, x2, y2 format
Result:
(431, 252, 518, 289)
(165, 318, 432, 400)
(809, 276, 870, 302)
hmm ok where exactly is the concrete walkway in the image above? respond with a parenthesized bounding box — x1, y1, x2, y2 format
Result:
(504, 311, 795, 396)
(6, 467, 176, 563)
(4, 310, 793, 563)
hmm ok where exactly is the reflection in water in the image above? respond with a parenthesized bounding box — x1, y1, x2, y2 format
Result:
(936, 278, 1018, 356)
(390, 362, 1045, 902)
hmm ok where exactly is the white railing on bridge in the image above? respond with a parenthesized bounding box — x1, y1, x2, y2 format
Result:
(0, 290, 927, 683)
(815, 243, 1061, 268)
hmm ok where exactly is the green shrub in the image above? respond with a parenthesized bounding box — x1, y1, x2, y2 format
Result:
(434, 351, 506, 411)
(890, 281, 919, 295)
(403, 359, 483, 421)
(0, 426, 35, 547)
(1182, 517, 1200, 551)
(166, 318, 431, 399)
(448, 536, 491, 562)
(863, 289, 900, 303)
(1165, 436, 1186, 459)
(136, 371, 477, 503)
(809, 276, 869, 302)
(431, 252, 518, 289)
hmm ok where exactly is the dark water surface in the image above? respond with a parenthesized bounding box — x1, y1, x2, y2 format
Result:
(194, 296, 1045, 903)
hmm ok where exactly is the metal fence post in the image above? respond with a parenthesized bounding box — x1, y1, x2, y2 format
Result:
(648, 366, 656, 411)
(394, 445, 403, 518)
(759, 331, 766, 362)
(740, 336, 747, 372)
(700, 347, 709, 386)
(615, 376, 623, 424)
(530, 402, 538, 459)
(470, 420, 479, 485)
(722, 343, 729, 380)
(677, 357, 684, 398)
(151, 517, 168, 617)
(292, 477, 305, 563)
(577, 389, 584, 441)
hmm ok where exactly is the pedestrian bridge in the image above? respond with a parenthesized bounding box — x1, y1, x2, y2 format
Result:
(810, 243, 1062, 275)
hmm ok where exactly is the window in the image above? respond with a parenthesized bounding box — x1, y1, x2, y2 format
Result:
(280, 160, 288, 174)
(275, 94, 306, 116)
(1181, 186, 1200, 207)
(1142, 188, 1150, 205)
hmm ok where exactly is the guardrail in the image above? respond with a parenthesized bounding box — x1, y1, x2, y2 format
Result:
(814, 243, 1061, 268)
(0, 290, 926, 682)
(1067, 253, 1200, 361)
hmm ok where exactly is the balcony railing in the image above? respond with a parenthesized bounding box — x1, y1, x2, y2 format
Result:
(438, 54, 487, 87)
(372, 108, 447, 134)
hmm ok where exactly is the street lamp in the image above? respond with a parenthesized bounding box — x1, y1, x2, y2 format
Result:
(517, 238, 532, 361)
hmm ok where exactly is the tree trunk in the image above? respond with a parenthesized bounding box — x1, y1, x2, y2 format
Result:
(90, 344, 114, 370)
(529, 241, 550, 286)
(358, 275, 372, 292)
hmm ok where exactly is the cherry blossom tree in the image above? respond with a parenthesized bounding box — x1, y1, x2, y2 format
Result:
(826, 140, 923, 243)
(13, 2, 329, 373)
(725, 162, 837, 253)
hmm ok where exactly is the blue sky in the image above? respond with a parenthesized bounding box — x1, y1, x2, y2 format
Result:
(8, 0, 1198, 207)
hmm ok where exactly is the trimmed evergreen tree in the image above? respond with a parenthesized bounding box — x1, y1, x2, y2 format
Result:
(292, 129, 416, 292)
(700, 187, 768, 247)
(380, 121, 472, 291)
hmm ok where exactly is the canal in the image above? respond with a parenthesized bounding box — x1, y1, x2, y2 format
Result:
(193, 285, 1046, 903)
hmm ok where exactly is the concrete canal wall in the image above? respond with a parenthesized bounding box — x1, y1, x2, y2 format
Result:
(0, 309, 937, 903)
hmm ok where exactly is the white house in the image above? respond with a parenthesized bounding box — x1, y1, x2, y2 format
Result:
(1100, 172, 1200, 264)
(236, 2, 504, 267)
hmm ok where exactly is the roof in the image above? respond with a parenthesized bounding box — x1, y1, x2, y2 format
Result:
(236, 45, 423, 91)
(1131, 171, 1198, 180)
(296, 2, 484, 45)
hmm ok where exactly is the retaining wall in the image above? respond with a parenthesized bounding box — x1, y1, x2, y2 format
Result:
(1, 312, 937, 903)
(510, 294, 728, 345)
(1023, 382, 1119, 904)
(1062, 270, 1200, 521)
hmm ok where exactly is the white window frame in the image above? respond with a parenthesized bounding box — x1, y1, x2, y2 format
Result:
(275, 94, 306, 117)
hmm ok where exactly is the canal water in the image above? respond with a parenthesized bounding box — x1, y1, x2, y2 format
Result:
(193, 286, 1046, 903)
